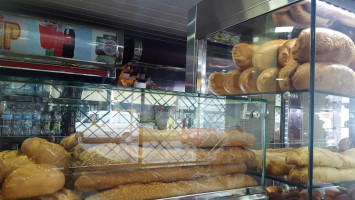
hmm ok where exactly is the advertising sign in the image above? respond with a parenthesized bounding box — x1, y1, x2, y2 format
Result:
(0, 14, 121, 65)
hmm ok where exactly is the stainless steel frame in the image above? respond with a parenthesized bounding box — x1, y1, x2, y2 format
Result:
(185, 0, 300, 93)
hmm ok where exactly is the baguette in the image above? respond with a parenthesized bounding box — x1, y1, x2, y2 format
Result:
(85, 173, 257, 200)
(180, 128, 256, 147)
(286, 147, 355, 168)
(288, 167, 355, 185)
(75, 163, 247, 192)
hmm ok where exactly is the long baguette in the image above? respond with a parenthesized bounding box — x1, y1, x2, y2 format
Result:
(85, 173, 257, 200)
(75, 163, 247, 192)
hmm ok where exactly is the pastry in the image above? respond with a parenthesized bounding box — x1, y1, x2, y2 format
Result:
(278, 38, 297, 67)
(85, 173, 257, 200)
(278, 61, 299, 91)
(223, 69, 243, 94)
(252, 39, 287, 72)
(292, 28, 355, 65)
(292, 62, 355, 95)
(75, 163, 247, 192)
(208, 72, 228, 95)
(1, 164, 65, 199)
(232, 43, 258, 71)
(238, 67, 260, 93)
(256, 67, 280, 92)
(180, 128, 256, 147)
(21, 137, 70, 169)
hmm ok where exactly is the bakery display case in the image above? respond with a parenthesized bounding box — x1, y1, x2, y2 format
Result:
(187, 0, 355, 199)
(0, 75, 267, 199)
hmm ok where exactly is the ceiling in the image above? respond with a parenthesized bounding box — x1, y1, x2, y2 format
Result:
(0, 0, 203, 45)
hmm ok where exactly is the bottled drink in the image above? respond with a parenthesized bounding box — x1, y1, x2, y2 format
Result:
(22, 104, 33, 136)
(41, 105, 51, 135)
(2, 104, 13, 136)
(51, 107, 62, 135)
(12, 104, 23, 135)
(32, 104, 41, 136)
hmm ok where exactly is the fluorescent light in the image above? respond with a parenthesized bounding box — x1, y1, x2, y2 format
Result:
(275, 26, 294, 33)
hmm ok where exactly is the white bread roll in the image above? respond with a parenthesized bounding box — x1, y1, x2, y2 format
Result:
(21, 137, 70, 169)
(252, 39, 287, 71)
(292, 28, 355, 65)
(223, 69, 242, 94)
(232, 43, 258, 71)
(292, 62, 355, 95)
(256, 67, 281, 92)
(278, 38, 297, 67)
(1, 164, 65, 199)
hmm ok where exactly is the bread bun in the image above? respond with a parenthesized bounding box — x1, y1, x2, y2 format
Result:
(278, 38, 297, 67)
(238, 67, 260, 93)
(253, 39, 287, 72)
(256, 67, 281, 92)
(232, 43, 258, 71)
(1, 164, 65, 199)
(21, 138, 70, 169)
(278, 61, 299, 91)
(208, 72, 228, 95)
(223, 69, 242, 94)
(292, 28, 355, 65)
(292, 62, 355, 95)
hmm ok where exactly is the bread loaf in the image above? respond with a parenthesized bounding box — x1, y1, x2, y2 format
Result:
(256, 67, 280, 92)
(0, 150, 34, 177)
(75, 163, 247, 192)
(232, 43, 258, 71)
(223, 69, 243, 94)
(85, 173, 257, 200)
(1, 164, 65, 199)
(21, 138, 70, 169)
(180, 128, 256, 147)
(286, 147, 355, 168)
(253, 40, 287, 71)
(278, 38, 297, 67)
(60, 132, 83, 151)
(208, 72, 228, 95)
(288, 167, 355, 185)
(292, 62, 355, 95)
(238, 67, 260, 93)
(292, 28, 355, 65)
(278, 61, 299, 91)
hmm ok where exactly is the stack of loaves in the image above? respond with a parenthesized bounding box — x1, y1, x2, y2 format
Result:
(0, 137, 80, 200)
(209, 27, 355, 96)
(286, 147, 355, 185)
(68, 128, 258, 200)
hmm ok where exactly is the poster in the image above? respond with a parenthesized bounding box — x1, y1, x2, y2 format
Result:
(0, 14, 119, 65)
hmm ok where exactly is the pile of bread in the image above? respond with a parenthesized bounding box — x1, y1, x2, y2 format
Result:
(209, 27, 355, 96)
(63, 128, 259, 200)
(0, 138, 80, 200)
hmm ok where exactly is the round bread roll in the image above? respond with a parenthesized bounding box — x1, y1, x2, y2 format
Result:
(278, 38, 297, 67)
(238, 67, 260, 93)
(1, 164, 65, 199)
(232, 43, 258, 71)
(223, 69, 242, 94)
(252, 39, 287, 72)
(208, 72, 228, 95)
(292, 62, 355, 95)
(292, 28, 355, 66)
(21, 137, 70, 169)
(256, 67, 281, 92)
(278, 61, 299, 91)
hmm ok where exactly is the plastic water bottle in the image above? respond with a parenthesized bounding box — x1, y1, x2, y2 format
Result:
(12, 104, 23, 135)
(22, 104, 33, 136)
(51, 107, 62, 135)
(32, 104, 41, 136)
(41, 106, 51, 135)
(1, 104, 13, 136)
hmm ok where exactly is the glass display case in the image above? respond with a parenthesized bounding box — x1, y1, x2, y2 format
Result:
(187, 0, 355, 199)
(0, 75, 267, 199)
